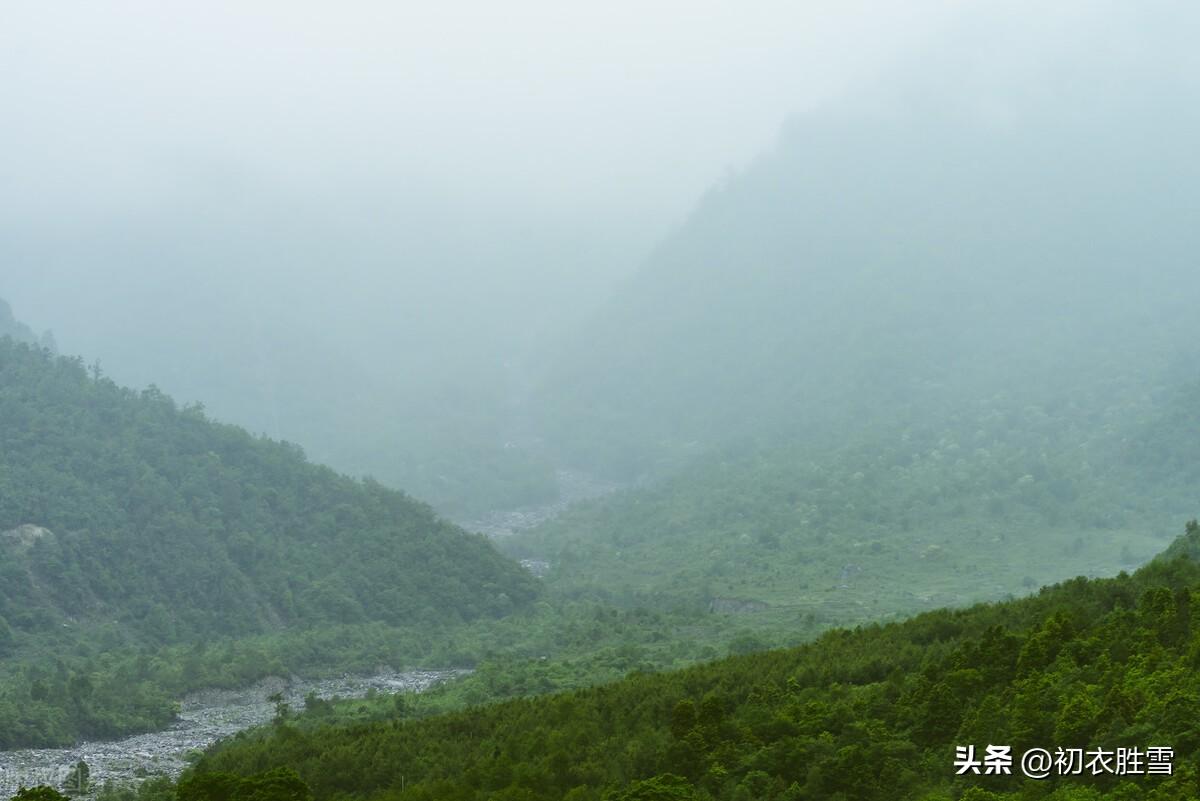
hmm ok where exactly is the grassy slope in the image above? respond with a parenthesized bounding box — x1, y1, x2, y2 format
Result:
(505, 377, 1197, 631)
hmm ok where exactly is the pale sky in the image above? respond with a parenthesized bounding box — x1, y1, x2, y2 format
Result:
(1, 0, 1192, 355)
(1, 1, 968, 230)
(4, 1, 1187, 240)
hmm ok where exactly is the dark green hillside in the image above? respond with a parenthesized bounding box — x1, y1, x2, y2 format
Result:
(193, 523, 1200, 800)
(0, 338, 537, 744)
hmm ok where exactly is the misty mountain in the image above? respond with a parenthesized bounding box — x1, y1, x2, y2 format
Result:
(535, 96, 1200, 478)
(0, 298, 37, 345)
(0, 337, 537, 744)
(505, 91, 1200, 633)
(1, 201, 648, 518)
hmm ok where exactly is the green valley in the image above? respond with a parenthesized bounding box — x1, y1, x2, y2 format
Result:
(5, 6, 1200, 800)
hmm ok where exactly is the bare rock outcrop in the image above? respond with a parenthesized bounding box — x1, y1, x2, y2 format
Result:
(0, 524, 54, 554)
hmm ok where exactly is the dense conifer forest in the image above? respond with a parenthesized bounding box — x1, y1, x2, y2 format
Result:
(181, 523, 1200, 801)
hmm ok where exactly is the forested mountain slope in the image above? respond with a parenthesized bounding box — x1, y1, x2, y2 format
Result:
(0, 338, 538, 744)
(505, 375, 1199, 623)
(194, 522, 1200, 801)
(503, 91, 1200, 649)
(2, 212, 623, 518)
(534, 98, 1200, 478)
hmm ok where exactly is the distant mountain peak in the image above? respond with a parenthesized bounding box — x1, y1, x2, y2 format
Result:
(0, 296, 52, 350)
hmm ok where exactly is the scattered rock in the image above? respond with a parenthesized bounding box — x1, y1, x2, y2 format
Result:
(458, 469, 622, 539)
(838, 564, 862, 582)
(0, 669, 466, 797)
(519, 559, 551, 578)
(0, 524, 54, 554)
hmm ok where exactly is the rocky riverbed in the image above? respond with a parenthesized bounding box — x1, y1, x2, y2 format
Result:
(458, 468, 621, 540)
(0, 669, 463, 797)
(0, 468, 613, 797)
